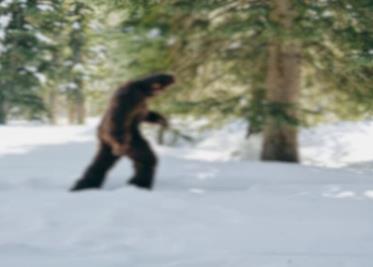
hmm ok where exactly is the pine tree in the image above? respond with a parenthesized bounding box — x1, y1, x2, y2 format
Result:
(261, 0, 373, 162)
(85, 0, 373, 162)
(0, 0, 48, 124)
(36, 0, 69, 124)
(65, 0, 91, 124)
(261, 0, 301, 162)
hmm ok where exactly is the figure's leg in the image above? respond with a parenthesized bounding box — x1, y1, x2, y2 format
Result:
(127, 137, 157, 190)
(71, 143, 119, 191)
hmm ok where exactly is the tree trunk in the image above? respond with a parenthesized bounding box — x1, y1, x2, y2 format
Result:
(261, 0, 301, 162)
(69, 2, 86, 125)
(246, 87, 265, 138)
(68, 98, 76, 124)
(67, 87, 85, 125)
(157, 126, 166, 145)
(75, 87, 85, 125)
(47, 89, 58, 125)
(0, 97, 6, 125)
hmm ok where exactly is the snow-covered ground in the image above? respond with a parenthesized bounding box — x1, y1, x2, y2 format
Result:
(0, 119, 373, 267)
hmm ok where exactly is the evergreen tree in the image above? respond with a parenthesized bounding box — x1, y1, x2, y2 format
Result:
(65, 0, 91, 124)
(107, 0, 372, 162)
(36, 0, 69, 124)
(0, 0, 48, 124)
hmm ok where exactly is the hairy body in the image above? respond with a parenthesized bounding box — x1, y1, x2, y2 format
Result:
(71, 74, 174, 191)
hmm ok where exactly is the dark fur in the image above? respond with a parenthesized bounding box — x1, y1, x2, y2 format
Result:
(71, 73, 174, 191)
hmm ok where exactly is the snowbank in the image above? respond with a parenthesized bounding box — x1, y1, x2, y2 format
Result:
(163, 119, 373, 172)
(0, 120, 373, 267)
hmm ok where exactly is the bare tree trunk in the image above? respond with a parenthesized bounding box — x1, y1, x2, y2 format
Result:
(0, 96, 6, 125)
(47, 89, 58, 125)
(67, 87, 85, 125)
(75, 87, 85, 125)
(68, 1, 86, 126)
(157, 126, 166, 145)
(68, 98, 76, 124)
(261, 0, 301, 162)
(246, 87, 265, 138)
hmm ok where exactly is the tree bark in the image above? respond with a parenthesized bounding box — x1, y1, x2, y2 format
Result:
(68, 98, 76, 124)
(261, 0, 301, 162)
(157, 126, 166, 145)
(68, 2, 86, 125)
(67, 86, 85, 125)
(246, 87, 265, 138)
(47, 88, 58, 125)
(0, 96, 6, 125)
(75, 86, 85, 125)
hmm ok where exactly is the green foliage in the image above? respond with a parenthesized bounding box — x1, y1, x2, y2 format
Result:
(0, 0, 49, 123)
(0, 0, 371, 128)
(0, 0, 100, 124)
(103, 0, 372, 130)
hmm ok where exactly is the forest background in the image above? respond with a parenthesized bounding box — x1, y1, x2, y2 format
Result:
(0, 0, 372, 162)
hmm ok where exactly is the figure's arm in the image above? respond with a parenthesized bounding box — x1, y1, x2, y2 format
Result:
(144, 111, 169, 128)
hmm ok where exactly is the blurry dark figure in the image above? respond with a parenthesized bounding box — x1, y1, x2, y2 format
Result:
(71, 73, 175, 191)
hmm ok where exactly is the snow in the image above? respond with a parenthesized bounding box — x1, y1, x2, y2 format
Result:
(0, 119, 373, 267)
(72, 22, 81, 30)
(147, 28, 161, 39)
(0, 0, 14, 8)
(301, 121, 373, 169)
(0, 14, 12, 35)
(33, 72, 47, 84)
(37, 3, 54, 12)
(24, 66, 47, 84)
(0, 13, 12, 50)
(35, 32, 54, 44)
(166, 119, 373, 172)
(64, 82, 78, 90)
(72, 63, 85, 73)
(228, 41, 242, 49)
(322, 10, 333, 18)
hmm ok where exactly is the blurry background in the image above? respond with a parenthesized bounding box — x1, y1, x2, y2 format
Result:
(0, 0, 372, 163)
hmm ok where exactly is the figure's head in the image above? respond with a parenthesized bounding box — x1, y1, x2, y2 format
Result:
(138, 73, 175, 96)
